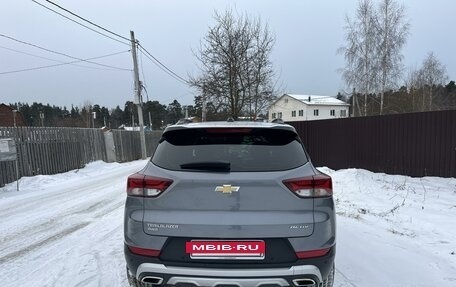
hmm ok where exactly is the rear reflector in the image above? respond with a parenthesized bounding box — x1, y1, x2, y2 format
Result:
(127, 173, 173, 197)
(128, 245, 161, 257)
(283, 174, 332, 197)
(296, 248, 331, 259)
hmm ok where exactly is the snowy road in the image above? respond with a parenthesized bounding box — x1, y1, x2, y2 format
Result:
(0, 161, 144, 287)
(1, 161, 455, 287)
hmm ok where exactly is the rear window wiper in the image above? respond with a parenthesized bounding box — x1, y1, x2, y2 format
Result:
(180, 161, 231, 172)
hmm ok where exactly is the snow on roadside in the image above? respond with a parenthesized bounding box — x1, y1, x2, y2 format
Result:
(1, 160, 141, 196)
(319, 167, 456, 286)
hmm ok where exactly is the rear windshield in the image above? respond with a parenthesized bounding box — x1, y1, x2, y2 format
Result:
(151, 128, 308, 172)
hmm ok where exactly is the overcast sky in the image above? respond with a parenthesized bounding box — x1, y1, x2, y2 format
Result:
(1, 0, 455, 109)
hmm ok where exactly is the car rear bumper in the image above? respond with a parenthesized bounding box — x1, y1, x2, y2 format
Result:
(135, 263, 322, 287)
(125, 244, 335, 287)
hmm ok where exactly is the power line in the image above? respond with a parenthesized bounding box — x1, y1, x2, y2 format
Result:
(138, 44, 189, 85)
(0, 50, 130, 75)
(43, 0, 130, 42)
(31, 0, 130, 46)
(0, 33, 131, 71)
(0, 45, 121, 71)
(32, 1, 189, 86)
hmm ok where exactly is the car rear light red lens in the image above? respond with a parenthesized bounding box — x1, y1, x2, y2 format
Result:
(283, 174, 332, 197)
(128, 245, 161, 257)
(296, 247, 331, 259)
(127, 174, 172, 197)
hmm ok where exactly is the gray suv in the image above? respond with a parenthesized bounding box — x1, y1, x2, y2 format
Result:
(124, 121, 335, 287)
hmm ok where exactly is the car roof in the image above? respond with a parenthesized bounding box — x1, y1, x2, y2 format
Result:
(163, 121, 297, 133)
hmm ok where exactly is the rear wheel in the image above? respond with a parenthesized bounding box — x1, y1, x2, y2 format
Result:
(126, 267, 141, 287)
(321, 264, 335, 287)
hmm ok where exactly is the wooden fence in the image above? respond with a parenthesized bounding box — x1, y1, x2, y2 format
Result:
(0, 127, 107, 186)
(289, 110, 456, 178)
(111, 130, 162, 162)
(0, 127, 163, 187)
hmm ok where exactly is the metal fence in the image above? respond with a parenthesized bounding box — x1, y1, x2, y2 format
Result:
(289, 110, 456, 178)
(0, 127, 163, 187)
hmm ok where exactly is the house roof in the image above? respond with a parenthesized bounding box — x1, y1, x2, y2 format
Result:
(285, 94, 350, 106)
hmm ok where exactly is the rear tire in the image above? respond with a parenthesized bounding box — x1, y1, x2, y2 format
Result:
(126, 267, 141, 287)
(321, 263, 335, 287)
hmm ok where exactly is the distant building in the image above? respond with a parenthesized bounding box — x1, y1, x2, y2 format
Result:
(0, 104, 26, 127)
(268, 94, 350, 122)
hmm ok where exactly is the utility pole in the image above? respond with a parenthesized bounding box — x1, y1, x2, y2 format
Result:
(12, 110, 17, 127)
(130, 31, 147, 159)
(202, 84, 207, 122)
(92, 111, 96, 128)
(39, 112, 44, 127)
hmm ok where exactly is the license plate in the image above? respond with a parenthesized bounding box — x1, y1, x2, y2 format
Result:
(186, 240, 265, 260)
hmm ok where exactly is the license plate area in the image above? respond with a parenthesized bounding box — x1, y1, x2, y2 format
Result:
(186, 240, 265, 260)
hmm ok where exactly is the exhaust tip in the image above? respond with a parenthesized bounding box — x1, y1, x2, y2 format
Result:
(141, 276, 164, 286)
(292, 278, 316, 287)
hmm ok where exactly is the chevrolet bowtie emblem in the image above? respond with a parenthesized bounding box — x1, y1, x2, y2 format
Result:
(215, 185, 240, 194)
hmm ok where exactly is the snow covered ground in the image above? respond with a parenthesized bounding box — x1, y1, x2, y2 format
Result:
(0, 160, 455, 287)
(321, 167, 456, 287)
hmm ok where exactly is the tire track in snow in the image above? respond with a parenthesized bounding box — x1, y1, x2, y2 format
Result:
(45, 203, 126, 287)
(0, 196, 123, 255)
(0, 222, 90, 264)
(0, 173, 128, 261)
(0, 170, 132, 256)
(0, 161, 144, 287)
(0, 167, 130, 218)
(0, 198, 112, 249)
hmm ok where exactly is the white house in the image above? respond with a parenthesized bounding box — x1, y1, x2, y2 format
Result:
(268, 94, 350, 122)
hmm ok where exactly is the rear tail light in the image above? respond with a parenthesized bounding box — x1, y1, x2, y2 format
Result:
(127, 245, 161, 257)
(127, 173, 173, 197)
(296, 247, 331, 259)
(283, 174, 332, 197)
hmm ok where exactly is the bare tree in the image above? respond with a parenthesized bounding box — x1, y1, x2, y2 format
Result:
(190, 10, 276, 120)
(404, 67, 421, 112)
(418, 52, 448, 111)
(339, 0, 378, 116)
(376, 0, 410, 115)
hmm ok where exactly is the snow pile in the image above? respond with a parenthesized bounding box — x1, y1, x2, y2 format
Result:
(1, 161, 124, 195)
(319, 167, 456, 286)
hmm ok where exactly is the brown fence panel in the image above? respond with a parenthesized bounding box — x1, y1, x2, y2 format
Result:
(290, 110, 456, 178)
